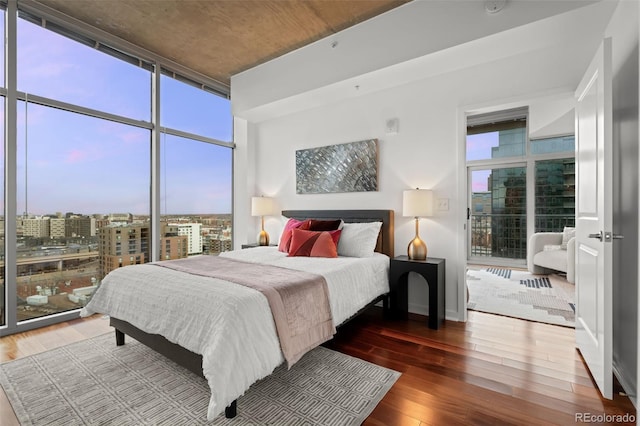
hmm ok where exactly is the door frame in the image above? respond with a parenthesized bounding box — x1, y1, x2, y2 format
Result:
(456, 93, 576, 323)
(574, 38, 614, 400)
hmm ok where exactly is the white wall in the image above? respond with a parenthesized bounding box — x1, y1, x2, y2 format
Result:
(606, 0, 639, 406)
(232, 116, 253, 247)
(529, 96, 575, 139)
(241, 52, 586, 319)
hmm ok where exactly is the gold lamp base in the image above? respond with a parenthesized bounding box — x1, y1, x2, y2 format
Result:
(407, 237, 427, 260)
(258, 230, 270, 246)
(407, 217, 427, 260)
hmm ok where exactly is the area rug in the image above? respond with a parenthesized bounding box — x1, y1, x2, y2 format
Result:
(467, 266, 575, 327)
(0, 333, 400, 425)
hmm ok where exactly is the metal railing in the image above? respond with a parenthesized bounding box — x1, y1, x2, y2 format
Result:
(534, 215, 575, 232)
(470, 213, 574, 259)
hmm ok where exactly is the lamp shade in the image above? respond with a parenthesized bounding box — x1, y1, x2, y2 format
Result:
(251, 196, 275, 216)
(403, 189, 433, 217)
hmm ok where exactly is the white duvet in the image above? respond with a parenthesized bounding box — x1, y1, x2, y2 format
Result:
(80, 247, 389, 420)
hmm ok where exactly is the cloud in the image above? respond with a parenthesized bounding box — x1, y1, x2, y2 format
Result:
(64, 144, 109, 164)
(66, 149, 88, 164)
(472, 181, 488, 192)
(121, 130, 148, 145)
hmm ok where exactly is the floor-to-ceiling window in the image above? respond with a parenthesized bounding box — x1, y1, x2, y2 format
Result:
(15, 16, 151, 322)
(159, 73, 233, 256)
(0, 2, 233, 333)
(466, 108, 575, 266)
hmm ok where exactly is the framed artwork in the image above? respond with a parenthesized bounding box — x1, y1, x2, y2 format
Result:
(296, 139, 378, 194)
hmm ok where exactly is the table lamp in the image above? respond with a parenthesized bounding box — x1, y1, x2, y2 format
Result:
(251, 196, 275, 245)
(402, 188, 433, 260)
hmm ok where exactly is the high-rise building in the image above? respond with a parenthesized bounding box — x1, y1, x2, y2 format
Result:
(481, 130, 575, 260)
(98, 224, 146, 278)
(159, 235, 189, 261)
(98, 224, 188, 278)
(65, 215, 96, 238)
(23, 217, 50, 238)
(50, 218, 66, 238)
(534, 158, 575, 231)
(170, 223, 203, 255)
(490, 167, 527, 259)
(204, 235, 232, 254)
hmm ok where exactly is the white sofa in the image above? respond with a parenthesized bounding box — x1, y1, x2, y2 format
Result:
(527, 232, 575, 283)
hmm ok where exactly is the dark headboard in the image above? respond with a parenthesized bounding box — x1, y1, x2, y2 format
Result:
(282, 209, 394, 258)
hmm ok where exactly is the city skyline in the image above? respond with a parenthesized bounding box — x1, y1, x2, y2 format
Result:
(12, 211, 233, 218)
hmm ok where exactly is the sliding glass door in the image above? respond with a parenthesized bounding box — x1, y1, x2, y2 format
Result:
(466, 107, 575, 267)
(469, 165, 527, 264)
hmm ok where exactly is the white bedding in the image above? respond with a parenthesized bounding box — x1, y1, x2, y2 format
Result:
(80, 247, 389, 420)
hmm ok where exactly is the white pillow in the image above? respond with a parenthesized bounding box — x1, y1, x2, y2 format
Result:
(337, 222, 382, 257)
(561, 226, 575, 250)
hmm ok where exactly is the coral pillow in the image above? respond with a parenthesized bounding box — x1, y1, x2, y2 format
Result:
(278, 218, 310, 252)
(288, 228, 342, 258)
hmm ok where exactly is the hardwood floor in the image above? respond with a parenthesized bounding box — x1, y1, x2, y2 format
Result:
(0, 310, 635, 425)
(328, 309, 635, 426)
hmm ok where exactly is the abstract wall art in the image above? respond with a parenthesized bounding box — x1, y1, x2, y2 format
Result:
(296, 139, 378, 194)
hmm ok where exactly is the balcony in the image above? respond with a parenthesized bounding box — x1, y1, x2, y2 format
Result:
(471, 213, 574, 260)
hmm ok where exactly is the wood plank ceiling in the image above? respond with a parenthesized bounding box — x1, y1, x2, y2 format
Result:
(35, 0, 410, 88)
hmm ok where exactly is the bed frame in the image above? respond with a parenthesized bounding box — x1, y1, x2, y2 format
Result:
(110, 209, 394, 419)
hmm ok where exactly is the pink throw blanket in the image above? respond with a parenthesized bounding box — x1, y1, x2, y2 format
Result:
(154, 256, 336, 367)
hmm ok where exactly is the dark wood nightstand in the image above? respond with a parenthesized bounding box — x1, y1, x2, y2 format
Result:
(389, 255, 445, 330)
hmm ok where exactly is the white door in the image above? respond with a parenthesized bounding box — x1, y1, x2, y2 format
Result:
(574, 38, 614, 399)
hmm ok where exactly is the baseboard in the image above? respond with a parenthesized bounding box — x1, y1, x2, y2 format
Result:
(408, 302, 464, 322)
(408, 301, 428, 317)
(613, 363, 637, 409)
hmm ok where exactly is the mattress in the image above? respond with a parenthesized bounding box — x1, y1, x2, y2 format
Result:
(81, 247, 389, 420)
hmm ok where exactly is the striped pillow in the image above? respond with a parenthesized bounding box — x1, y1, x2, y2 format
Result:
(288, 228, 342, 258)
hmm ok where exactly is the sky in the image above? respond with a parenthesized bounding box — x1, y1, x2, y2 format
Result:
(466, 132, 499, 192)
(2, 16, 233, 216)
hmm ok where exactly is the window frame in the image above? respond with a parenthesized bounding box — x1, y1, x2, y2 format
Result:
(466, 106, 576, 267)
(1, 0, 234, 336)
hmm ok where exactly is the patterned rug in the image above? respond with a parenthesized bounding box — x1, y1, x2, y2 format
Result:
(467, 266, 575, 327)
(0, 333, 400, 425)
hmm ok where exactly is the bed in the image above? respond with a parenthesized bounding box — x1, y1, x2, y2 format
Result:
(80, 209, 394, 420)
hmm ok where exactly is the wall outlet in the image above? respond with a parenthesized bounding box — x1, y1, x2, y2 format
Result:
(436, 198, 449, 211)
